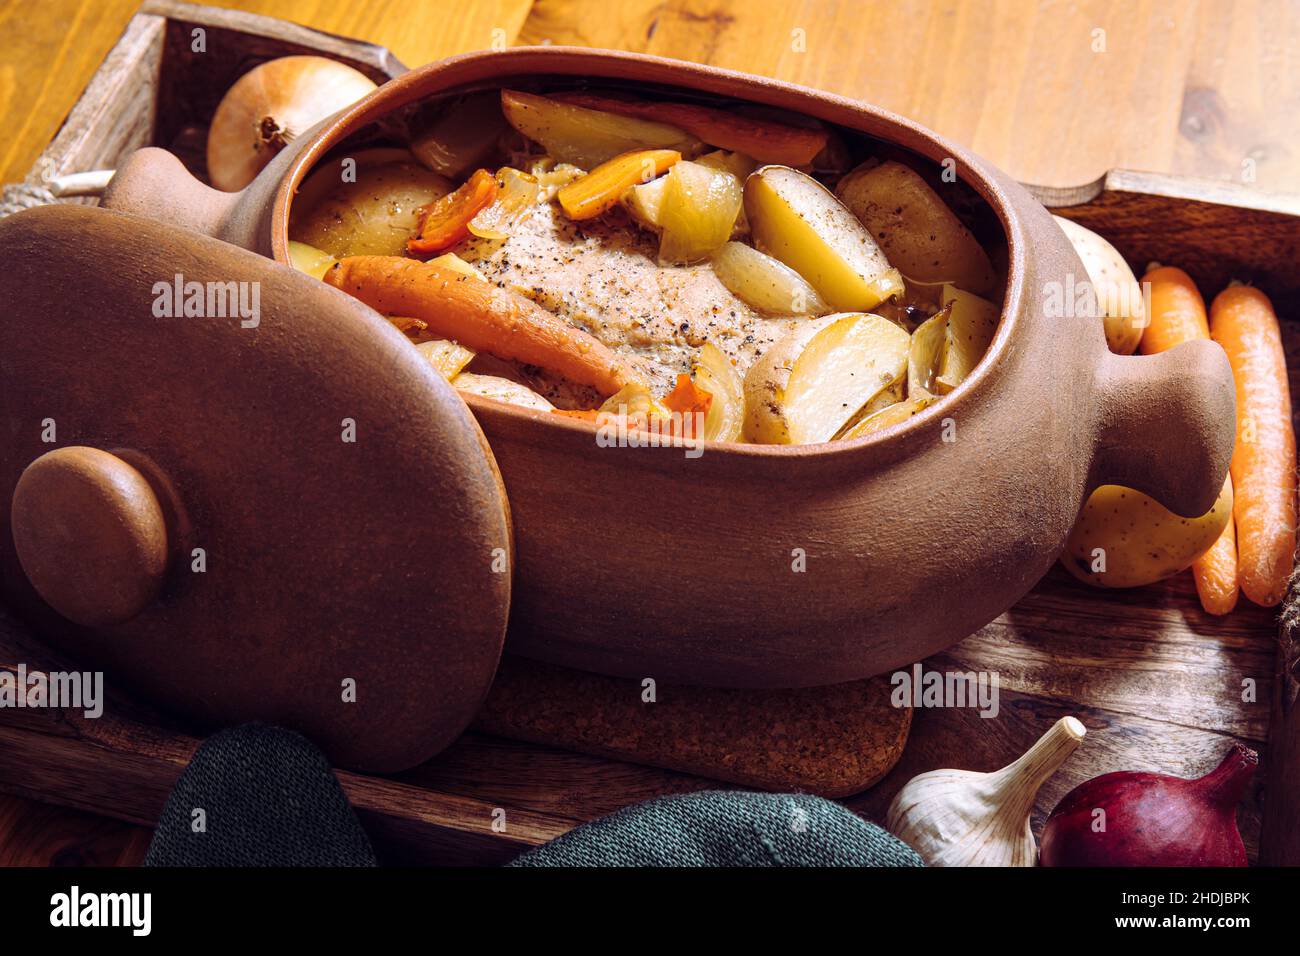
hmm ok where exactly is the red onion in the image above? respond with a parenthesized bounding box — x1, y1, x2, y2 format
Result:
(1040, 743, 1257, 866)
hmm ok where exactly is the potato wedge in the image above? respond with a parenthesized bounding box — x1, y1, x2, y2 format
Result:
(744, 165, 903, 312)
(287, 240, 336, 280)
(835, 376, 905, 438)
(500, 90, 699, 170)
(1061, 478, 1232, 588)
(427, 252, 486, 280)
(836, 161, 997, 296)
(695, 149, 758, 182)
(551, 92, 828, 167)
(934, 285, 999, 393)
(841, 391, 937, 440)
(291, 158, 453, 259)
(1053, 215, 1147, 354)
(710, 241, 830, 316)
(415, 338, 476, 379)
(692, 342, 744, 441)
(907, 307, 950, 393)
(452, 372, 554, 412)
(623, 174, 669, 230)
(743, 313, 910, 444)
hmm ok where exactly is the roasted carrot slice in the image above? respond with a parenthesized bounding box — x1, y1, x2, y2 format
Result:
(326, 255, 630, 396)
(1210, 283, 1296, 607)
(407, 168, 499, 257)
(661, 373, 714, 439)
(557, 149, 680, 221)
(1140, 265, 1240, 614)
(662, 373, 713, 415)
(554, 92, 829, 167)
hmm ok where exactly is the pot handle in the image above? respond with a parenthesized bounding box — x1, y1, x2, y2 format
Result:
(100, 147, 244, 244)
(1091, 340, 1237, 517)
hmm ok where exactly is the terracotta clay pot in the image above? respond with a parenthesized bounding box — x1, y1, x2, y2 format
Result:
(39, 49, 1237, 695)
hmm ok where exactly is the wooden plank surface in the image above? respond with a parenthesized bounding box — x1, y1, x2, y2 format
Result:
(2, 0, 1298, 866)
(2, 0, 1300, 191)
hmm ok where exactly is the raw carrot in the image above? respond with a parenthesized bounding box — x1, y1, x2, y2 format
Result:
(557, 149, 680, 221)
(1140, 265, 1239, 614)
(1210, 283, 1296, 606)
(1139, 266, 1209, 354)
(407, 168, 498, 257)
(325, 256, 630, 396)
(1193, 510, 1240, 615)
(553, 92, 829, 167)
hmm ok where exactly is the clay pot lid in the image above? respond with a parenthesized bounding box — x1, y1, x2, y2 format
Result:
(0, 204, 512, 772)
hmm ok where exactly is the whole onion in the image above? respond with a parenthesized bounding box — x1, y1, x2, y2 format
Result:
(206, 56, 377, 192)
(1040, 743, 1257, 867)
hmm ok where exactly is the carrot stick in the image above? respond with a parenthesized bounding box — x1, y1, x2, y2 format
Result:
(557, 149, 680, 221)
(552, 92, 828, 167)
(407, 169, 498, 257)
(1210, 283, 1296, 607)
(1140, 265, 1240, 613)
(1139, 266, 1209, 354)
(325, 256, 630, 396)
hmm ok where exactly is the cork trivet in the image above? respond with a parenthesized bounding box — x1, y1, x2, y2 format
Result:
(474, 656, 911, 797)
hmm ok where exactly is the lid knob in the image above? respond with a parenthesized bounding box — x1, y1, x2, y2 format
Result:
(11, 446, 169, 627)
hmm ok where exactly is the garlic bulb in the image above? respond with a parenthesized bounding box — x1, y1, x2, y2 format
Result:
(206, 56, 377, 192)
(886, 716, 1086, 866)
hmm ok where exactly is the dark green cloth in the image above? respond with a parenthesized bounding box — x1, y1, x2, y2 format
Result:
(145, 724, 377, 867)
(509, 790, 923, 867)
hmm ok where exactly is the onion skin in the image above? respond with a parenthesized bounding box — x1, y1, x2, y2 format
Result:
(206, 56, 377, 192)
(1040, 744, 1257, 867)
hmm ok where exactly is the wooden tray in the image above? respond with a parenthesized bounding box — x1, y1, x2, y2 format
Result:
(3, 0, 1298, 865)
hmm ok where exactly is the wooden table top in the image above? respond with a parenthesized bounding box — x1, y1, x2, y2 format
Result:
(1, 0, 1297, 866)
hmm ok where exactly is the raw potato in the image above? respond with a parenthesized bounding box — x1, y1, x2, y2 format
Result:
(743, 313, 910, 444)
(692, 342, 744, 441)
(453, 372, 555, 412)
(710, 241, 830, 316)
(935, 285, 999, 393)
(841, 391, 937, 440)
(1054, 215, 1146, 354)
(744, 165, 904, 312)
(836, 161, 997, 296)
(1062, 478, 1233, 588)
(291, 159, 453, 258)
(500, 90, 699, 169)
